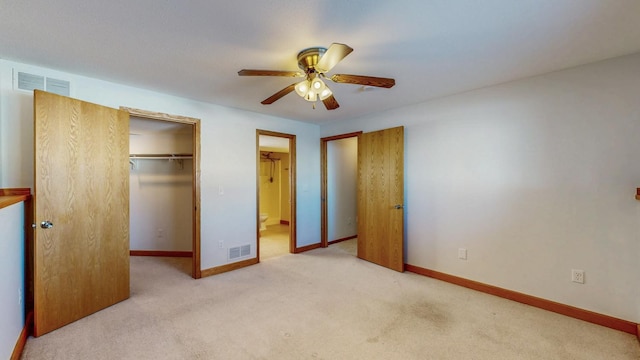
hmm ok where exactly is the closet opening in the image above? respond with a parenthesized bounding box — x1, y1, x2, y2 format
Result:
(123, 107, 202, 279)
(321, 132, 361, 251)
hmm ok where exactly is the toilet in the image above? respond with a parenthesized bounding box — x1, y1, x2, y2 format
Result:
(260, 213, 268, 231)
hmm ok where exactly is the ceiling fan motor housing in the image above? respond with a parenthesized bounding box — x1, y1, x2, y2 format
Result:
(297, 47, 327, 73)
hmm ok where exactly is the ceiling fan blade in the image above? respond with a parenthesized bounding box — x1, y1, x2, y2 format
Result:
(261, 83, 297, 104)
(330, 74, 395, 88)
(322, 94, 340, 110)
(238, 69, 304, 77)
(315, 43, 353, 73)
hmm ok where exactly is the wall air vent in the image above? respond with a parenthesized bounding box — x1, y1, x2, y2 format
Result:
(228, 244, 251, 260)
(16, 71, 70, 96)
(46, 78, 70, 96)
(17, 72, 44, 92)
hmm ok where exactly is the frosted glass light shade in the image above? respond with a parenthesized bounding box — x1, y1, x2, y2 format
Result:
(304, 90, 317, 102)
(311, 77, 325, 91)
(295, 80, 310, 97)
(319, 87, 333, 100)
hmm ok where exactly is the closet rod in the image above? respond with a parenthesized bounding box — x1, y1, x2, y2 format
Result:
(129, 153, 192, 160)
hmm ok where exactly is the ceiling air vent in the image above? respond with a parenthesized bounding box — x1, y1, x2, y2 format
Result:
(16, 71, 70, 96)
(228, 244, 251, 260)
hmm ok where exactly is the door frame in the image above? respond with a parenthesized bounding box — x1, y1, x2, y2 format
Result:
(256, 130, 297, 257)
(320, 131, 362, 248)
(121, 107, 202, 279)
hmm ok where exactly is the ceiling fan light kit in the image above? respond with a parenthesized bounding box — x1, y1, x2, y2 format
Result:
(238, 43, 395, 110)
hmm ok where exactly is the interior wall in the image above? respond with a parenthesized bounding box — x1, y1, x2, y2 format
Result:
(130, 131, 193, 251)
(0, 59, 322, 271)
(0, 202, 25, 360)
(327, 137, 358, 241)
(321, 53, 640, 323)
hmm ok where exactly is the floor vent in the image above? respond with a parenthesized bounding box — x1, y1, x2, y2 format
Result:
(16, 71, 70, 96)
(229, 244, 251, 260)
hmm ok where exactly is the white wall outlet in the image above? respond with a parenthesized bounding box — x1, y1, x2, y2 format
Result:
(218, 240, 224, 249)
(458, 248, 467, 260)
(571, 269, 585, 284)
(219, 185, 224, 195)
(157, 228, 164, 238)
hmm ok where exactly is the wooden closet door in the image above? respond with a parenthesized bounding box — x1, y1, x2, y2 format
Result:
(33, 90, 130, 336)
(357, 126, 405, 272)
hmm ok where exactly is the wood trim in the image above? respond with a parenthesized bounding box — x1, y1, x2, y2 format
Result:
(121, 107, 199, 125)
(200, 257, 259, 278)
(320, 138, 328, 247)
(279, 220, 290, 225)
(328, 235, 357, 245)
(637, 324, 640, 342)
(320, 132, 362, 248)
(122, 107, 202, 279)
(405, 264, 638, 335)
(0, 195, 30, 209)
(192, 120, 202, 279)
(10, 311, 33, 360)
(293, 242, 322, 253)
(130, 250, 193, 257)
(0, 188, 31, 196)
(321, 132, 364, 142)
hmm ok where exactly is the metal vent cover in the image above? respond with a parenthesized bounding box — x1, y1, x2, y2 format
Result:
(16, 71, 70, 96)
(229, 244, 251, 260)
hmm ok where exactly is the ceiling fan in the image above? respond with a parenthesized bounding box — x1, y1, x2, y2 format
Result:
(238, 43, 395, 110)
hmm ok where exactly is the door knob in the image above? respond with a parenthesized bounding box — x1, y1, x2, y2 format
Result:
(40, 221, 54, 229)
(394, 204, 404, 209)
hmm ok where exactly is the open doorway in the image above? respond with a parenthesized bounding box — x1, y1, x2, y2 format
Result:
(321, 132, 361, 252)
(123, 107, 202, 279)
(257, 130, 296, 260)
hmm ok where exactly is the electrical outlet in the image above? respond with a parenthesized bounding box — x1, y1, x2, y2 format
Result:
(218, 240, 224, 249)
(571, 269, 585, 284)
(157, 228, 164, 238)
(458, 248, 467, 260)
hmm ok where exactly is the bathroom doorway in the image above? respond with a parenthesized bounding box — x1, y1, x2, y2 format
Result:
(257, 130, 296, 260)
(321, 132, 361, 250)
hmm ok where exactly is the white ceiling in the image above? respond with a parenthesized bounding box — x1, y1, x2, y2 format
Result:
(2, 1, 640, 125)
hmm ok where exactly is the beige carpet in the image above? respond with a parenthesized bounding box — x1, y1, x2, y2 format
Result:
(22, 240, 639, 359)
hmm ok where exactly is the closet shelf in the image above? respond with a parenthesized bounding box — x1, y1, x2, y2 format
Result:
(129, 153, 192, 160)
(129, 154, 192, 170)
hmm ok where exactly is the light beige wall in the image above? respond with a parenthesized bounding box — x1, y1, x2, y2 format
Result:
(129, 131, 193, 251)
(0, 59, 323, 269)
(321, 53, 640, 323)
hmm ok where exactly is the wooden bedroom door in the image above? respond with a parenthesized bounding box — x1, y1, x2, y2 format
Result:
(33, 90, 130, 336)
(357, 126, 405, 272)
